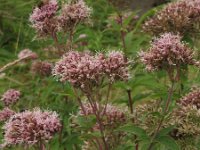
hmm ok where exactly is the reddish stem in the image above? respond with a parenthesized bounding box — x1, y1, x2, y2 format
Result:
(127, 89, 133, 114)
(147, 82, 174, 150)
(118, 14, 127, 53)
(87, 96, 109, 150)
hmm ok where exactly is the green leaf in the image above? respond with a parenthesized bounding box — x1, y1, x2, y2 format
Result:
(156, 136, 180, 150)
(117, 124, 149, 140)
(139, 141, 151, 150)
(76, 115, 96, 129)
(123, 11, 139, 26)
(157, 126, 175, 137)
(125, 31, 134, 50)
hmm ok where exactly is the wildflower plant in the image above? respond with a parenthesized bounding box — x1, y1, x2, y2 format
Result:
(53, 50, 130, 149)
(29, 0, 92, 51)
(29, 0, 59, 38)
(2, 0, 200, 150)
(139, 32, 200, 82)
(143, 0, 200, 36)
(1, 89, 21, 107)
(72, 102, 128, 149)
(2, 108, 61, 148)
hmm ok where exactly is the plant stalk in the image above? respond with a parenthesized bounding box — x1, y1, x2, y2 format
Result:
(147, 82, 174, 150)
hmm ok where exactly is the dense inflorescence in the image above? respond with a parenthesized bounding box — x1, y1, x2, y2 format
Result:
(18, 49, 38, 60)
(134, 100, 200, 138)
(58, 0, 92, 32)
(143, 0, 200, 36)
(29, 0, 59, 37)
(1, 89, 21, 107)
(171, 105, 200, 137)
(179, 89, 200, 108)
(31, 61, 53, 76)
(0, 108, 15, 122)
(53, 51, 129, 88)
(139, 33, 199, 72)
(2, 108, 61, 146)
(134, 101, 165, 134)
(104, 51, 129, 81)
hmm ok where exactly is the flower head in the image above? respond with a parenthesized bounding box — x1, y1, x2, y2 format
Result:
(29, 0, 59, 37)
(139, 33, 199, 71)
(0, 108, 15, 122)
(179, 89, 200, 109)
(134, 101, 164, 133)
(18, 49, 38, 60)
(1, 89, 21, 106)
(171, 105, 200, 137)
(53, 51, 129, 88)
(3, 108, 61, 146)
(31, 61, 53, 76)
(53, 51, 101, 87)
(58, 0, 91, 32)
(134, 100, 200, 137)
(104, 51, 129, 81)
(143, 0, 200, 35)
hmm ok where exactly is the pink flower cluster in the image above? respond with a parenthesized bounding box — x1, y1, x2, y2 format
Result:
(31, 61, 53, 76)
(79, 103, 126, 129)
(53, 51, 129, 88)
(1, 89, 21, 106)
(3, 108, 61, 146)
(58, 0, 91, 31)
(139, 33, 199, 71)
(0, 108, 15, 122)
(105, 51, 129, 81)
(179, 89, 200, 109)
(29, 0, 91, 37)
(143, 0, 200, 35)
(29, 0, 59, 37)
(18, 49, 38, 60)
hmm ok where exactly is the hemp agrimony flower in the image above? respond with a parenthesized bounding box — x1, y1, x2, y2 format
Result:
(2, 108, 61, 146)
(29, 0, 59, 37)
(58, 0, 92, 32)
(53, 51, 129, 89)
(0, 108, 15, 122)
(1, 89, 21, 107)
(18, 49, 38, 60)
(139, 33, 199, 72)
(179, 89, 200, 109)
(143, 0, 200, 36)
(31, 61, 53, 77)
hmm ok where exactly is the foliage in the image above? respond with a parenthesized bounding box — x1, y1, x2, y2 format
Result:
(0, 0, 200, 150)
